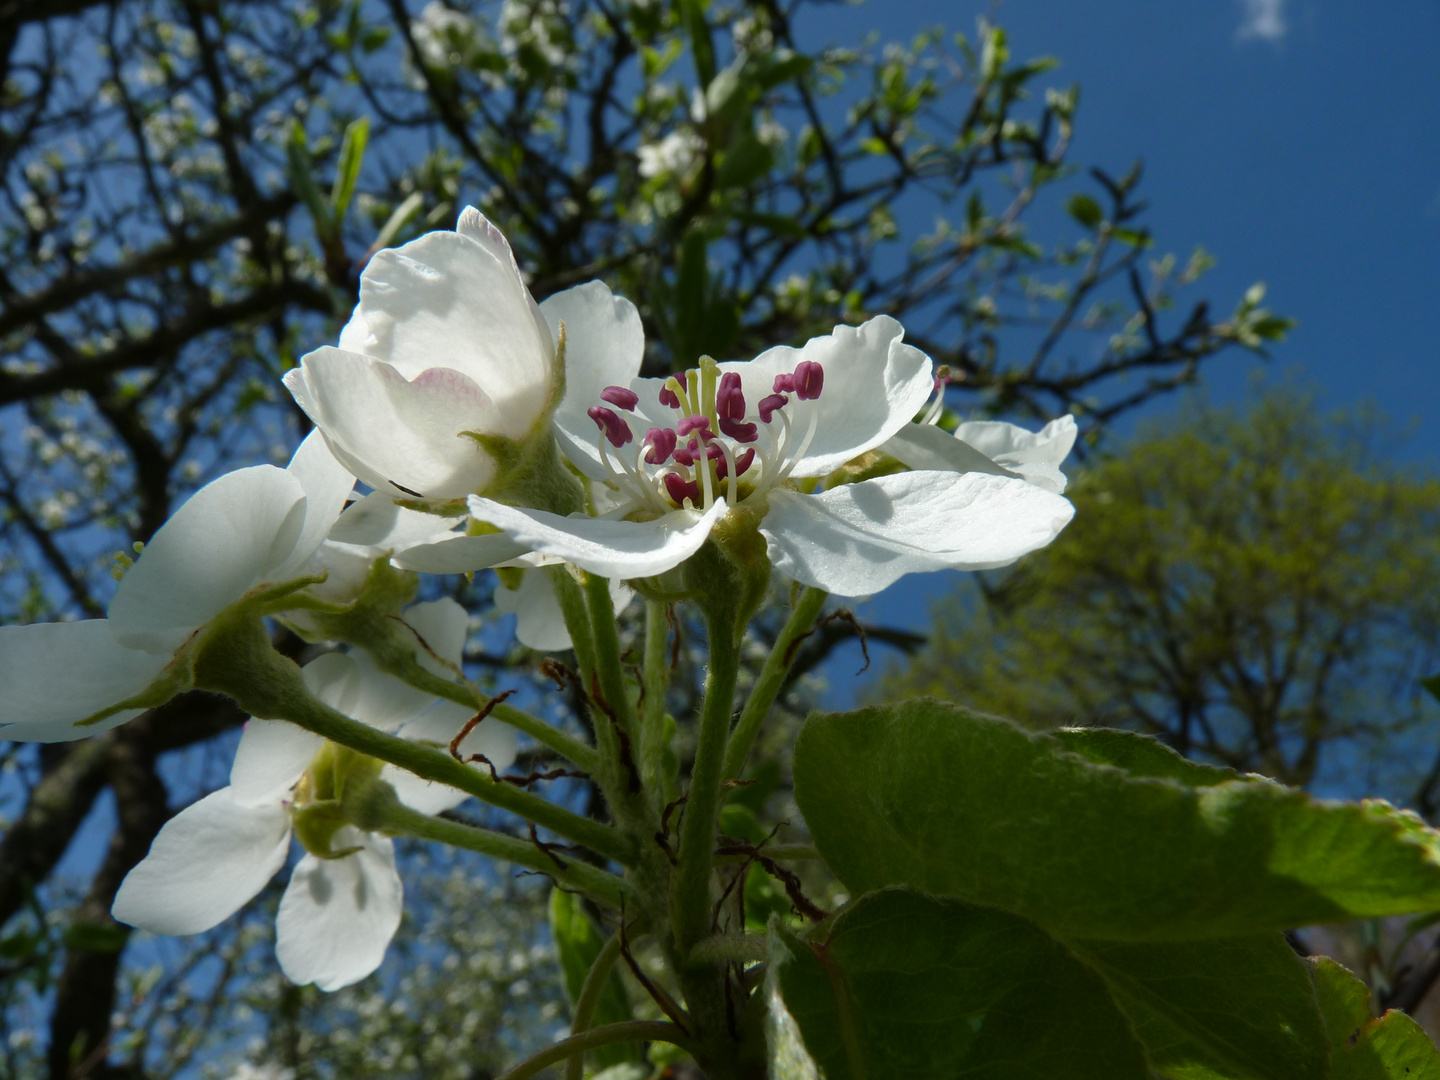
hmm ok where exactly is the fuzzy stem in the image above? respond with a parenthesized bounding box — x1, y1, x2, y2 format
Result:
(192, 613, 634, 865)
(722, 586, 826, 780)
(689, 932, 767, 965)
(640, 599, 672, 801)
(671, 603, 742, 956)
(583, 571, 639, 736)
(354, 782, 631, 909)
(498, 1022, 697, 1080)
(565, 930, 629, 1080)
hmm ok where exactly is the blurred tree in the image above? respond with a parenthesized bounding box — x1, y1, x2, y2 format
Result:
(0, 0, 1287, 1074)
(883, 390, 1440, 799)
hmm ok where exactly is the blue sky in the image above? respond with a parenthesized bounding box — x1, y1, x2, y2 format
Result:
(813, 0, 1440, 702)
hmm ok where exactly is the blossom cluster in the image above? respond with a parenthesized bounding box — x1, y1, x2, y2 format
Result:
(0, 207, 1076, 989)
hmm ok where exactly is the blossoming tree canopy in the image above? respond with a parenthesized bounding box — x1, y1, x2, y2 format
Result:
(7, 204, 1438, 1079)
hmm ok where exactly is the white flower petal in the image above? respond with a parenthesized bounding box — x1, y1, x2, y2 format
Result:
(270, 431, 355, 582)
(349, 208, 553, 434)
(467, 496, 727, 580)
(543, 281, 646, 481)
(285, 349, 499, 501)
(385, 699, 520, 814)
(112, 788, 291, 935)
(230, 719, 322, 807)
(275, 830, 402, 991)
(399, 597, 469, 669)
(300, 652, 364, 718)
(326, 490, 462, 553)
(0, 621, 168, 740)
(109, 466, 308, 654)
(495, 569, 572, 651)
(349, 655, 437, 733)
(495, 570, 633, 651)
(881, 423, 1019, 479)
(954, 415, 1078, 468)
(389, 530, 531, 574)
(720, 315, 933, 477)
(760, 471, 1075, 596)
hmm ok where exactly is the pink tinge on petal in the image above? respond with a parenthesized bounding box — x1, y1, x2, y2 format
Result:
(719, 417, 759, 443)
(794, 360, 825, 400)
(663, 472, 701, 507)
(588, 406, 634, 447)
(717, 371, 746, 420)
(601, 385, 639, 410)
(643, 427, 677, 465)
(758, 393, 789, 422)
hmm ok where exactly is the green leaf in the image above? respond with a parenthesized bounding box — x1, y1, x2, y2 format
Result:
(793, 701, 1440, 940)
(715, 129, 774, 190)
(1311, 956, 1440, 1078)
(766, 888, 1153, 1079)
(548, 889, 637, 1069)
(1070, 935, 1326, 1079)
(1051, 726, 1240, 786)
(329, 115, 370, 220)
(676, 0, 715, 86)
(285, 121, 331, 232)
(1424, 674, 1440, 704)
(1067, 193, 1104, 228)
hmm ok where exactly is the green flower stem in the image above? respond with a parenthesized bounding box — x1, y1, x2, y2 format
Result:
(672, 602, 743, 957)
(640, 599, 672, 799)
(689, 932, 767, 965)
(583, 571, 639, 736)
(722, 586, 826, 781)
(713, 843, 820, 864)
(565, 929, 630, 1080)
(385, 659, 598, 774)
(193, 613, 634, 866)
(497, 1022, 697, 1080)
(357, 787, 631, 910)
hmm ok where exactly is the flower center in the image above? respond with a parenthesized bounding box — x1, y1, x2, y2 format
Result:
(585, 356, 824, 513)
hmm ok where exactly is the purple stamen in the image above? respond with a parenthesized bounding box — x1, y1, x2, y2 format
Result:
(773, 373, 796, 393)
(677, 414, 711, 437)
(758, 393, 788, 423)
(658, 371, 688, 409)
(734, 447, 756, 476)
(717, 371, 746, 420)
(643, 427, 677, 465)
(673, 445, 694, 466)
(601, 385, 640, 410)
(663, 472, 701, 507)
(588, 406, 633, 448)
(719, 417, 759, 443)
(794, 361, 824, 400)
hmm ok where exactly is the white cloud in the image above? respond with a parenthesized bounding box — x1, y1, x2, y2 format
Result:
(1237, 0, 1288, 42)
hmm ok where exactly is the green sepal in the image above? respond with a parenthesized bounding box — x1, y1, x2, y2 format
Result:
(463, 423, 583, 517)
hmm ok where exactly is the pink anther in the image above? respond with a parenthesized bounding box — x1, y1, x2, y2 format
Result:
(773, 373, 796, 393)
(588, 406, 633, 448)
(601, 385, 639, 410)
(717, 371, 746, 420)
(758, 393, 789, 423)
(719, 417, 759, 443)
(643, 427, 677, 465)
(677, 414, 712, 437)
(793, 361, 824, 400)
(663, 472, 701, 507)
(658, 371, 688, 408)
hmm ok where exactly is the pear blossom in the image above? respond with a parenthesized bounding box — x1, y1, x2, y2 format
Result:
(493, 560, 636, 651)
(112, 600, 515, 991)
(423, 316, 1075, 596)
(283, 206, 639, 506)
(0, 432, 354, 742)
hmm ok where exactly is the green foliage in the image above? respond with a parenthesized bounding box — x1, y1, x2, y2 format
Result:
(780, 701, 1440, 1075)
(549, 890, 638, 1070)
(1312, 957, 1440, 1078)
(883, 392, 1440, 796)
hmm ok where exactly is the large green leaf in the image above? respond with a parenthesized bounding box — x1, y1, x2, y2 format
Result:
(1311, 957, 1440, 1079)
(548, 889, 637, 1069)
(1071, 935, 1325, 1079)
(794, 701, 1440, 941)
(766, 888, 1153, 1079)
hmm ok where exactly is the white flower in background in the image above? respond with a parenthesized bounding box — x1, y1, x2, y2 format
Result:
(637, 130, 705, 180)
(284, 207, 638, 508)
(0, 432, 354, 742)
(883, 412, 1079, 494)
(493, 561, 635, 652)
(112, 600, 515, 991)
(446, 316, 1075, 596)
